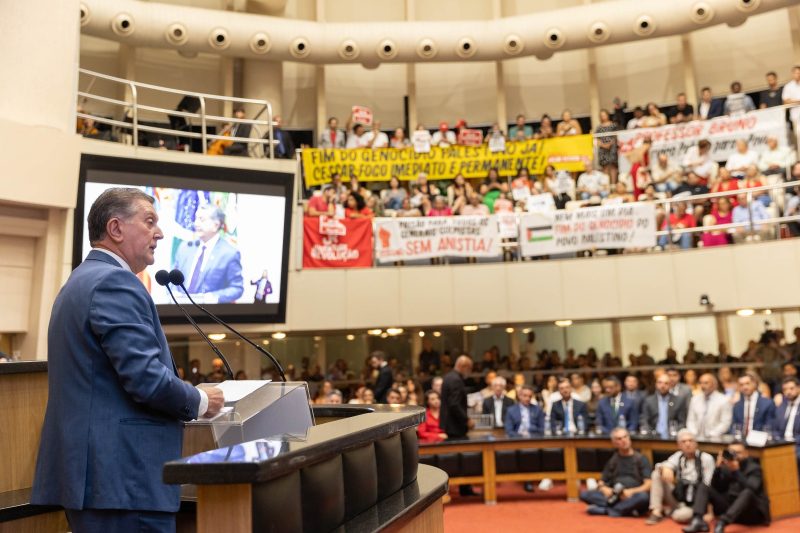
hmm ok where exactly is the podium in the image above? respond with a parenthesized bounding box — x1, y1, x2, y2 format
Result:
(183, 381, 313, 457)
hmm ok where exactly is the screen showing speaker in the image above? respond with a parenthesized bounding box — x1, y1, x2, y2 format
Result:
(75, 154, 294, 323)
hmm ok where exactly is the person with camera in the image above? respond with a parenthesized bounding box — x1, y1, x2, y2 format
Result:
(686, 443, 770, 533)
(645, 430, 715, 528)
(579, 428, 651, 517)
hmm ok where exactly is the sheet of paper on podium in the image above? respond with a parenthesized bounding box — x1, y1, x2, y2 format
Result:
(216, 379, 272, 403)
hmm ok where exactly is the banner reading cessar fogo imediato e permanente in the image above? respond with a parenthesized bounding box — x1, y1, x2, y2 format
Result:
(374, 216, 501, 263)
(519, 203, 656, 257)
(617, 107, 788, 177)
(301, 135, 593, 188)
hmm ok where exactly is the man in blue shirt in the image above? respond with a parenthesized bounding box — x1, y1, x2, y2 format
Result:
(731, 193, 772, 243)
(505, 385, 545, 437)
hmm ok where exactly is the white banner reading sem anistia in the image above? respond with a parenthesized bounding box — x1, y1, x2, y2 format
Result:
(519, 203, 656, 256)
(374, 216, 501, 262)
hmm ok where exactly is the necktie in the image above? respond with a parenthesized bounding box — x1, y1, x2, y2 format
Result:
(612, 397, 619, 418)
(564, 401, 570, 433)
(188, 245, 206, 293)
(743, 397, 751, 437)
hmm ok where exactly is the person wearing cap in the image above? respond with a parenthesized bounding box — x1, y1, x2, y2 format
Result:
(431, 121, 456, 148)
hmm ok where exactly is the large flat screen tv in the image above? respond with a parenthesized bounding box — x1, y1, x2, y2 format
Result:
(75, 154, 294, 324)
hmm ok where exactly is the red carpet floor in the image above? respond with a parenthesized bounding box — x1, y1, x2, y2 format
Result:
(444, 483, 800, 533)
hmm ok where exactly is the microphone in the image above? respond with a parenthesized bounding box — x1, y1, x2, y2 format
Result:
(168, 269, 287, 382)
(155, 269, 234, 381)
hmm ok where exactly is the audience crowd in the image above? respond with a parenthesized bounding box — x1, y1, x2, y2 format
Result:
(304, 67, 800, 251)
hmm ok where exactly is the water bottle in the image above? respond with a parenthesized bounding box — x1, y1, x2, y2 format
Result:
(576, 414, 586, 436)
(544, 413, 552, 436)
(617, 414, 626, 429)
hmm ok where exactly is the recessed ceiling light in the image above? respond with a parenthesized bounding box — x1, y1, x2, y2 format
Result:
(736, 309, 755, 317)
(555, 320, 573, 327)
(208, 333, 226, 341)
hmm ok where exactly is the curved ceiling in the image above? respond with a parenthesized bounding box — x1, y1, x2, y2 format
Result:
(80, 0, 800, 67)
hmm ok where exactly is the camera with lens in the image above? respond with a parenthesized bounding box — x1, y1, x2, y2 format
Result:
(606, 482, 626, 506)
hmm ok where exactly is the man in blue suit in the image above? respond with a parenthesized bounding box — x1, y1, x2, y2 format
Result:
(172, 203, 243, 304)
(505, 385, 545, 437)
(32, 188, 224, 532)
(597, 376, 639, 434)
(732, 373, 775, 438)
(775, 377, 800, 473)
(550, 378, 589, 434)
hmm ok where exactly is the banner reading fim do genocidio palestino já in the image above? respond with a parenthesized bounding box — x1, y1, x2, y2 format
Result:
(301, 135, 593, 188)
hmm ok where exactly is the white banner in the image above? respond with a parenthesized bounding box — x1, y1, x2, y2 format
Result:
(617, 107, 788, 176)
(375, 216, 500, 262)
(519, 203, 656, 256)
(496, 213, 519, 238)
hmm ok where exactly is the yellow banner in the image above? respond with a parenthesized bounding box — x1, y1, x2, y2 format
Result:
(301, 135, 594, 188)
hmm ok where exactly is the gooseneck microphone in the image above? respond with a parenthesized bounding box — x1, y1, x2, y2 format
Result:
(168, 269, 287, 382)
(155, 270, 234, 380)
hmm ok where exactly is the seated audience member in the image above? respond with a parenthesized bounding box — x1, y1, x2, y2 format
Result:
(730, 194, 771, 243)
(325, 390, 343, 404)
(206, 357, 227, 383)
(417, 390, 448, 443)
(509, 114, 534, 140)
(684, 370, 702, 395)
(759, 71, 783, 109)
(640, 374, 689, 438)
(414, 173, 440, 202)
(732, 372, 775, 437)
(345, 122, 369, 149)
(305, 185, 335, 217)
(658, 202, 695, 250)
(319, 116, 346, 149)
(681, 140, 715, 184)
(651, 153, 682, 192)
(597, 376, 639, 434)
(390, 127, 411, 148)
(431, 122, 456, 147)
(689, 443, 770, 532)
(459, 192, 490, 216)
(418, 339, 441, 375)
(551, 378, 589, 434)
(641, 102, 667, 128)
(577, 164, 611, 201)
(775, 377, 800, 473)
(698, 87, 724, 120)
(535, 114, 555, 139)
(447, 173, 473, 207)
(701, 197, 733, 247)
(724, 140, 758, 180)
(579, 428, 652, 517)
(646, 430, 715, 526)
(556, 109, 583, 136)
(385, 388, 403, 404)
(623, 375, 645, 408)
(758, 135, 794, 176)
(505, 385, 545, 437)
(222, 108, 252, 156)
(423, 195, 452, 216)
(492, 192, 514, 213)
(396, 197, 422, 217)
(626, 106, 645, 129)
(670, 93, 695, 124)
(483, 376, 514, 429)
(608, 182, 634, 202)
(710, 168, 739, 205)
(571, 373, 592, 403)
(741, 165, 770, 207)
(479, 371, 498, 398)
(723, 81, 756, 116)
(313, 380, 334, 404)
(361, 388, 375, 404)
(344, 191, 373, 218)
(431, 376, 443, 395)
(380, 176, 408, 211)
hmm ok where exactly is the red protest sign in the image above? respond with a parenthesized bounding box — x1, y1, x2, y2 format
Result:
(303, 216, 373, 268)
(457, 128, 484, 146)
(351, 106, 373, 126)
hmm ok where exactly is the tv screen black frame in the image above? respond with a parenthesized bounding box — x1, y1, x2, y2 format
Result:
(75, 154, 294, 324)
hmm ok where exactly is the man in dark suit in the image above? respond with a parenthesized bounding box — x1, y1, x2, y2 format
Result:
(172, 204, 244, 303)
(775, 377, 800, 474)
(505, 385, 545, 437)
(731, 373, 775, 437)
(31, 188, 224, 532)
(640, 373, 688, 438)
(597, 376, 639, 434)
(370, 350, 394, 403)
(687, 443, 770, 532)
(270, 115, 295, 159)
(482, 375, 513, 429)
(698, 87, 724, 120)
(551, 377, 589, 434)
(441, 355, 476, 496)
(223, 107, 252, 156)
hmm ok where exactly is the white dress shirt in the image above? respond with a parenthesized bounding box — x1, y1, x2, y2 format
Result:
(742, 392, 759, 434)
(686, 390, 732, 439)
(92, 247, 209, 416)
(784, 398, 798, 440)
(493, 396, 505, 428)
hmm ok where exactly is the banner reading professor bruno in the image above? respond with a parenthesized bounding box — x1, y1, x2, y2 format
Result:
(520, 203, 656, 257)
(302, 135, 593, 188)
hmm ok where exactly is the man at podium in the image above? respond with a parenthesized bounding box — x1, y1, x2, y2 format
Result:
(31, 188, 224, 533)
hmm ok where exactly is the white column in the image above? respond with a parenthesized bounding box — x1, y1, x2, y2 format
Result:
(405, 0, 418, 131)
(315, 0, 327, 140)
(242, 60, 284, 120)
(680, 35, 699, 108)
(789, 6, 800, 65)
(584, 0, 600, 127)
(493, 0, 508, 129)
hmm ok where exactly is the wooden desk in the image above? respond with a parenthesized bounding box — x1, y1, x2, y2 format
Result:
(419, 434, 800, 519)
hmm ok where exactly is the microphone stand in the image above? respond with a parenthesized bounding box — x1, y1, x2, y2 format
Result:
(176, 283, 287, 382)
(163, 284, 234, 380)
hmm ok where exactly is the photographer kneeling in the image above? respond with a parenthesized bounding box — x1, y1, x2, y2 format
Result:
(580, 428, 651, 517)
(646, 429, 715, 529)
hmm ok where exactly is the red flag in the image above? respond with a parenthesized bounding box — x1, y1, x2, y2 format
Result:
(302, 216, 373, 268)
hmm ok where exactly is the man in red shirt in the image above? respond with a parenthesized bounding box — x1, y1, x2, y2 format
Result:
(306, 185, 334, 217)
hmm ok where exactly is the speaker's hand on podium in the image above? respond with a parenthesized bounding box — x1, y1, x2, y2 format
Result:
(200, 385, 225, 418)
